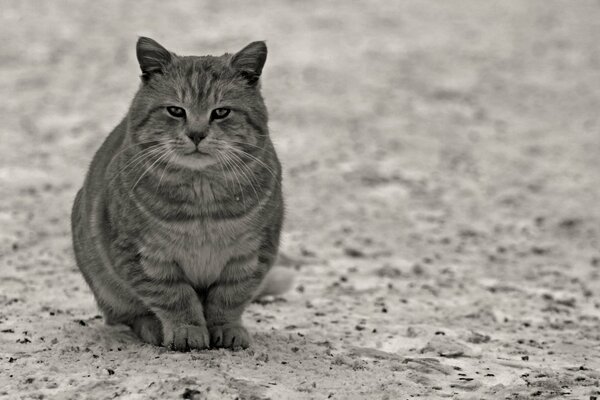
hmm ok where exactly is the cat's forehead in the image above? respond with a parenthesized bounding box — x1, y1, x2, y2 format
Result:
(176, 55, 230, 79)
(165, 55, 236, 102)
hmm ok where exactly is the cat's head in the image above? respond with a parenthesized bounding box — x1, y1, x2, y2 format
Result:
(127, 37, 269, 170)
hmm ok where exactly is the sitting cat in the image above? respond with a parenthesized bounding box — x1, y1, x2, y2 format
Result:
(71, 37, 290, 351)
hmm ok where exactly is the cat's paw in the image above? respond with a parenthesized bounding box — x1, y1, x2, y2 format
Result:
(131, 315, 163, 346)
(170, 324, 210, 351)
(209, 324, 251, 349)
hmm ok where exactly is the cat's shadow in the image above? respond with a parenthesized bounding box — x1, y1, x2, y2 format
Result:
(80, 318, 320, 361)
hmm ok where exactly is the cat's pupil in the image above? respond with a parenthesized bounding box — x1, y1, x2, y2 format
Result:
(212, 108, 230, 120)
(167, 106, 186, 118)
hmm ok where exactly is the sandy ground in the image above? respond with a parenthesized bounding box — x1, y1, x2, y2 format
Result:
(1, 1, 600, 399)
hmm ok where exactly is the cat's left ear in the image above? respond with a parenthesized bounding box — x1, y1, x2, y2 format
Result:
(231, 41, 267, 85)
(136, 37, 173, 81)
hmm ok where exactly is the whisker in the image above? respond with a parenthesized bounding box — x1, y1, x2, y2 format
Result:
(218, 151, 245, 207)
(109, 142, 173, 183)
(155, 150, 176, 192)
(214, 151, 232, 194)
(234, 132, 269, 137)
(114, 150, 165, 184)
(225, 150, 261, 201)
(111, 138, 171, 159)
(227, 146, 277, 179)
(223, 153, 246, 206)
(220, 139, 264, 150)
(131, 150, 173, 191)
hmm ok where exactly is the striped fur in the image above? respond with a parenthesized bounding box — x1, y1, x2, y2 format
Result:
(71, 37, 285, 351)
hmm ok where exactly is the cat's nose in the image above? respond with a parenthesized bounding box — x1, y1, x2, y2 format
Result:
(187, 131, 207, 146)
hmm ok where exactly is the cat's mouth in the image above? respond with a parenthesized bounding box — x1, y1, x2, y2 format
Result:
(174, 148, 217, 170)
(185, 149, 211, 157)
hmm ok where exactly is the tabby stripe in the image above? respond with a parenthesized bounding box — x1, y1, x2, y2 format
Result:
(217, 254, 261, 284)
(132, 196, 202, 231)
(144, 286, 196, 311)
(258, 252, 276, 266)
(206, 281, 259, 308)
(242, 112, 267, 138)
(130, 269, 186, 287)
(219, 268, 265, 288)
(136, 282, 189, 301)
(132, 106, 165, 131)
(133, 180, 273, 224)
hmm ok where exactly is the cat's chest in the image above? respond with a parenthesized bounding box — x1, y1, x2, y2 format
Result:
(151, 218, 260, 288)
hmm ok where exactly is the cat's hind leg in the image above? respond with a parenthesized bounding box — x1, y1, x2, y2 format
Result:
(72, 190, 155, 332)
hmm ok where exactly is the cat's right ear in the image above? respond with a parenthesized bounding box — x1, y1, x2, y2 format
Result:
(136, 37, 172, 82)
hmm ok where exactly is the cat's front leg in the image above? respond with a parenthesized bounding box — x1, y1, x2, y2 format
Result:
(128, 256, 210, 351)
(204, 257, 268, 349)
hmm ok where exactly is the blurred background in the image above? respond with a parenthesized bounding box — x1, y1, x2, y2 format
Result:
(1, 1, 600, 398)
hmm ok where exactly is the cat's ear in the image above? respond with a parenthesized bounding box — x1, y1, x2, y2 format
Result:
(136, 37, 172, 81)
(230, 41, 267, 85)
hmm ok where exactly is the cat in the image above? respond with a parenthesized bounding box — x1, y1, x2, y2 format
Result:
(71, 37, 292, 351)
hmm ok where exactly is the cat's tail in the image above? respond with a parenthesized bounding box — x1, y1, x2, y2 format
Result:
(255, 267, 295, 298)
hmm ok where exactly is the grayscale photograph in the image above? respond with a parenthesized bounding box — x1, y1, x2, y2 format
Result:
(1, 1, 599, 399)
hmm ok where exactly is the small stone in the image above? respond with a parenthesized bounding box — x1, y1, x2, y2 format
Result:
(466, 331, 491, 344)
(300, 247, 316, 257)
(421, 335, 478, 358)
(406, 327, 419, 338)
(344, 247, 365, 258)
(182, 388, 201, 399)
(412, 263, 425, 275)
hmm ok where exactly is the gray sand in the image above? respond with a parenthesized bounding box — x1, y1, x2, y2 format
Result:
(1, 1, 599, 398)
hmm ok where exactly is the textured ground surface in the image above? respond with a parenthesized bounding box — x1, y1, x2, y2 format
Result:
(1, 1, 600, 399)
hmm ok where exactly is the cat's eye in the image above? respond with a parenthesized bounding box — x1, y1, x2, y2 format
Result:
(211, 108, 231, 120)
(166, 106, 186, 118)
